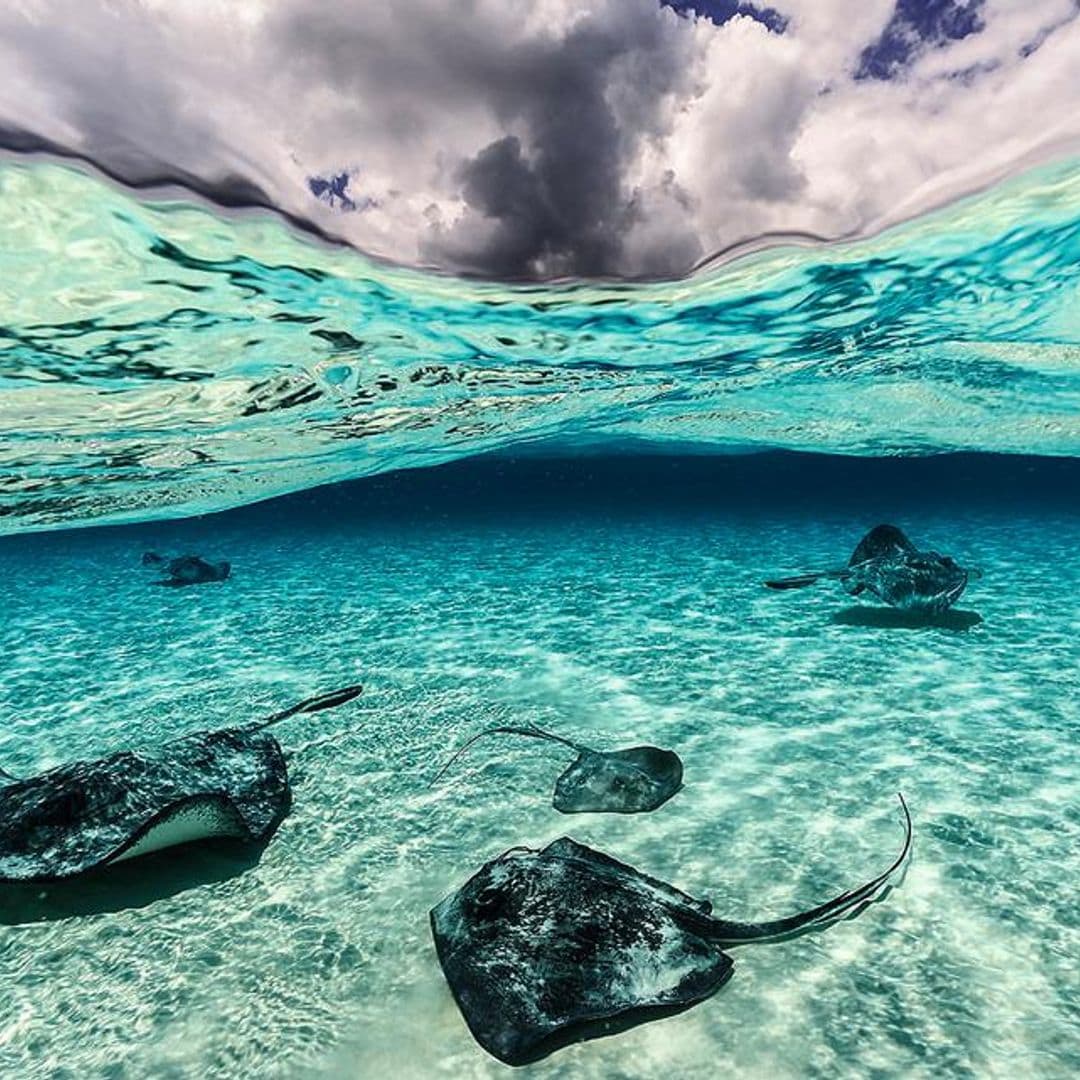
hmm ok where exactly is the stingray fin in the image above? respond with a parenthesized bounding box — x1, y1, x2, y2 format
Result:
(711, 793, 912, 945)
(430, 724, 582, 788)
(250, 683, 364, 730)
(764, 572, 825, 590)
(764, 568, 849, 590)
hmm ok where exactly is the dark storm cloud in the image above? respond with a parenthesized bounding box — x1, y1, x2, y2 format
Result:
(275, 0, 700, 279)
(432, 14, 692, 278)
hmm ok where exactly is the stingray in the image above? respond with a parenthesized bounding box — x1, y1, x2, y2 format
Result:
(431, 794, 912, 1066)
(431, 722, 683, 814)
(143, 551, 231, 586)
(0, 683, 362, 883)
(765, 524, 980, 613)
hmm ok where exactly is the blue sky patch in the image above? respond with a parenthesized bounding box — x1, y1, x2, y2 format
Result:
(662, 1, 788, 35)
(856, 0, 985, 80)
(308, 172, 362, 211)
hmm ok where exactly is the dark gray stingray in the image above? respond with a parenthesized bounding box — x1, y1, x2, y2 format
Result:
(431, 723, 683, 814)
(0, 683, 362, 883)
(765, 524, 980, 613)
(143, 551, 231, 586)
(431, 795, 912, 1066)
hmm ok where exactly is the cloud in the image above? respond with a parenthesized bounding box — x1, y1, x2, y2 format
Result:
(418, 3, 700, 277)
(0, 0, 1078, 280)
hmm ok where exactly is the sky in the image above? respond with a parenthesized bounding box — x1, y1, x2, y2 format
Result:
(1, 0, 1078, 280)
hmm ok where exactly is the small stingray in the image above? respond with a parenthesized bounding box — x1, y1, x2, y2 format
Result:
(143, 551, 231, 586)
(765, 523, 980, 613)
(431, 723, 683, 814)
(431, 795, 911, 1066)
(0, 683, 362, 883)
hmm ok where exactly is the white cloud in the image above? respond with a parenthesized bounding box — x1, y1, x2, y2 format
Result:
(0, 0, 1077, 278)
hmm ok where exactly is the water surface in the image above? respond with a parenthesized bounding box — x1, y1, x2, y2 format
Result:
(2, 157, 1079, 532)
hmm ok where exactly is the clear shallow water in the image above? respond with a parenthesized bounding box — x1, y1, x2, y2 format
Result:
(2, 156, 1080, 532)
(0, 456, 1076, 1079)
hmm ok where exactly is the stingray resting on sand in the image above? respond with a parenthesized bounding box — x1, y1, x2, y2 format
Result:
(431, 723, 683, 814)
(765, 524, 980, 613)
(0, 683, 362, 883)
(431, 795, 912, 1066)
(143, 551, 231, 586)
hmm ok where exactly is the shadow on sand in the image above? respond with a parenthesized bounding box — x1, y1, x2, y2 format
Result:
(831, 607, 983, 631)
(0, 836, 268, 924)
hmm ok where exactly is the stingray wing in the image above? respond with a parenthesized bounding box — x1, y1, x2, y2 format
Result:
(0, 729, 289, 882)
(430, 837, 730, 1066)
(868, 555, 970, 613)
(849, 524, 917, 567)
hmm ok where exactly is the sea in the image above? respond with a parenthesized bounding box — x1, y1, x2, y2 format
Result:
(0, 158, 1077, 1079)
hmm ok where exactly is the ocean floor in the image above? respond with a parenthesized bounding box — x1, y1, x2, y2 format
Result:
(0, 454, 1077, 1079)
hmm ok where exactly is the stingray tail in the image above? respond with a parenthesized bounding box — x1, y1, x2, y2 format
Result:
(249, 683, 364, 731)
(764, 568, 850, 591)
(709, 794, 912, 946)
(429, 724, 582, 788)
(0, 764, 21, 783)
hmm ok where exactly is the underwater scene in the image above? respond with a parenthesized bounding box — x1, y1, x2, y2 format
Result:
(0, 452, 1077, 1079)
(1, 158, 1078, 1078)
(1, 5, 1080, 1073)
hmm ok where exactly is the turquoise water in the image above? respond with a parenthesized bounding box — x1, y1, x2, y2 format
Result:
(1, 158, 1079, 533)
(0, 456, 1077, 1078)
(1, 152, 1079, 1078)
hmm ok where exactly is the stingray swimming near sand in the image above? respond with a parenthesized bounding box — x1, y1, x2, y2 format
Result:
(432, 794, 912, 1066)
(143, 551, 231, 586)
(431, 722, 683, 814)
(765, 524, 980, 613)
(0, 683, 362, 884)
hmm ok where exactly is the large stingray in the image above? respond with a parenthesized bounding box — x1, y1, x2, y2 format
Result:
(0, 683, 362, 883)
(431, 723, 683, 814)
(143, 551, 231, 586)
(765, 524, 980, 613)
(431, 795, 912, 1066)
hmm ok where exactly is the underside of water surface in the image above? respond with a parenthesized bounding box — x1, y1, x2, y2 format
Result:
(1, 150, 1079, 1080)
(1, 155, 1079, 533)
